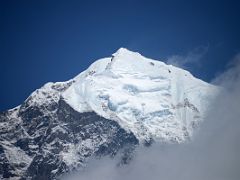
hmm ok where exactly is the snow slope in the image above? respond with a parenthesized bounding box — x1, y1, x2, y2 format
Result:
(62, 48, 218, 142)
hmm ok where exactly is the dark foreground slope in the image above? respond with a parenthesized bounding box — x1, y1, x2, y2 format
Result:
(0, 84, 138, 180)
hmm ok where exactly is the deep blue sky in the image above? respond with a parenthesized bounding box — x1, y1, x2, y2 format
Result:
(1, 0, 240, 111)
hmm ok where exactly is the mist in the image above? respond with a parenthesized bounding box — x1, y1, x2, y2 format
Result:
(62, 55, 240, 180)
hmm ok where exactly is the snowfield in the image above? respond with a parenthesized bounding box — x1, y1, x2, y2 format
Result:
(61, 48, 219, 142)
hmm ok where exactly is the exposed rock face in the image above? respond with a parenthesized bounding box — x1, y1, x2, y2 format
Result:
(0, 82, 138, 180)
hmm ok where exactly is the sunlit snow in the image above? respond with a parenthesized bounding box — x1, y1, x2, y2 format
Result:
(62, 48, 218, 142)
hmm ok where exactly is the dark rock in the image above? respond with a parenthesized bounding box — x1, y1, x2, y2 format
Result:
(0, 93, 138, 180)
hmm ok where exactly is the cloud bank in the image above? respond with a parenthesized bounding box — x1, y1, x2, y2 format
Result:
(62, 54, 240, 180)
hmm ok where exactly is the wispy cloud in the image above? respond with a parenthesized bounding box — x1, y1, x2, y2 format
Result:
(212, 53, 240, 88)
(167, 45, 209, 69)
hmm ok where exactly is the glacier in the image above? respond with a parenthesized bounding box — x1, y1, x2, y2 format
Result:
(61, 48, 218, 143)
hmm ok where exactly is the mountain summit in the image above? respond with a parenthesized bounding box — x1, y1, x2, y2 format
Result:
(0, 48, 218, 179)
(63, 48, 217, 142)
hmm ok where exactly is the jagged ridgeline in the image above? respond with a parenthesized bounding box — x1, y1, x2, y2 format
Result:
(0, 48, 218, 179)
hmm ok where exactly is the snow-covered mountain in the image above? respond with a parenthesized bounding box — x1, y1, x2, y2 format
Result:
(0, 48, 218, 179)
(63, 48, 218, 142)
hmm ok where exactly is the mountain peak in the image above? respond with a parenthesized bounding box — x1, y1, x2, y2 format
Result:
(112, 47, 142, 59)
(113, 47, 135, 55)
(62, 49, 218, 142)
